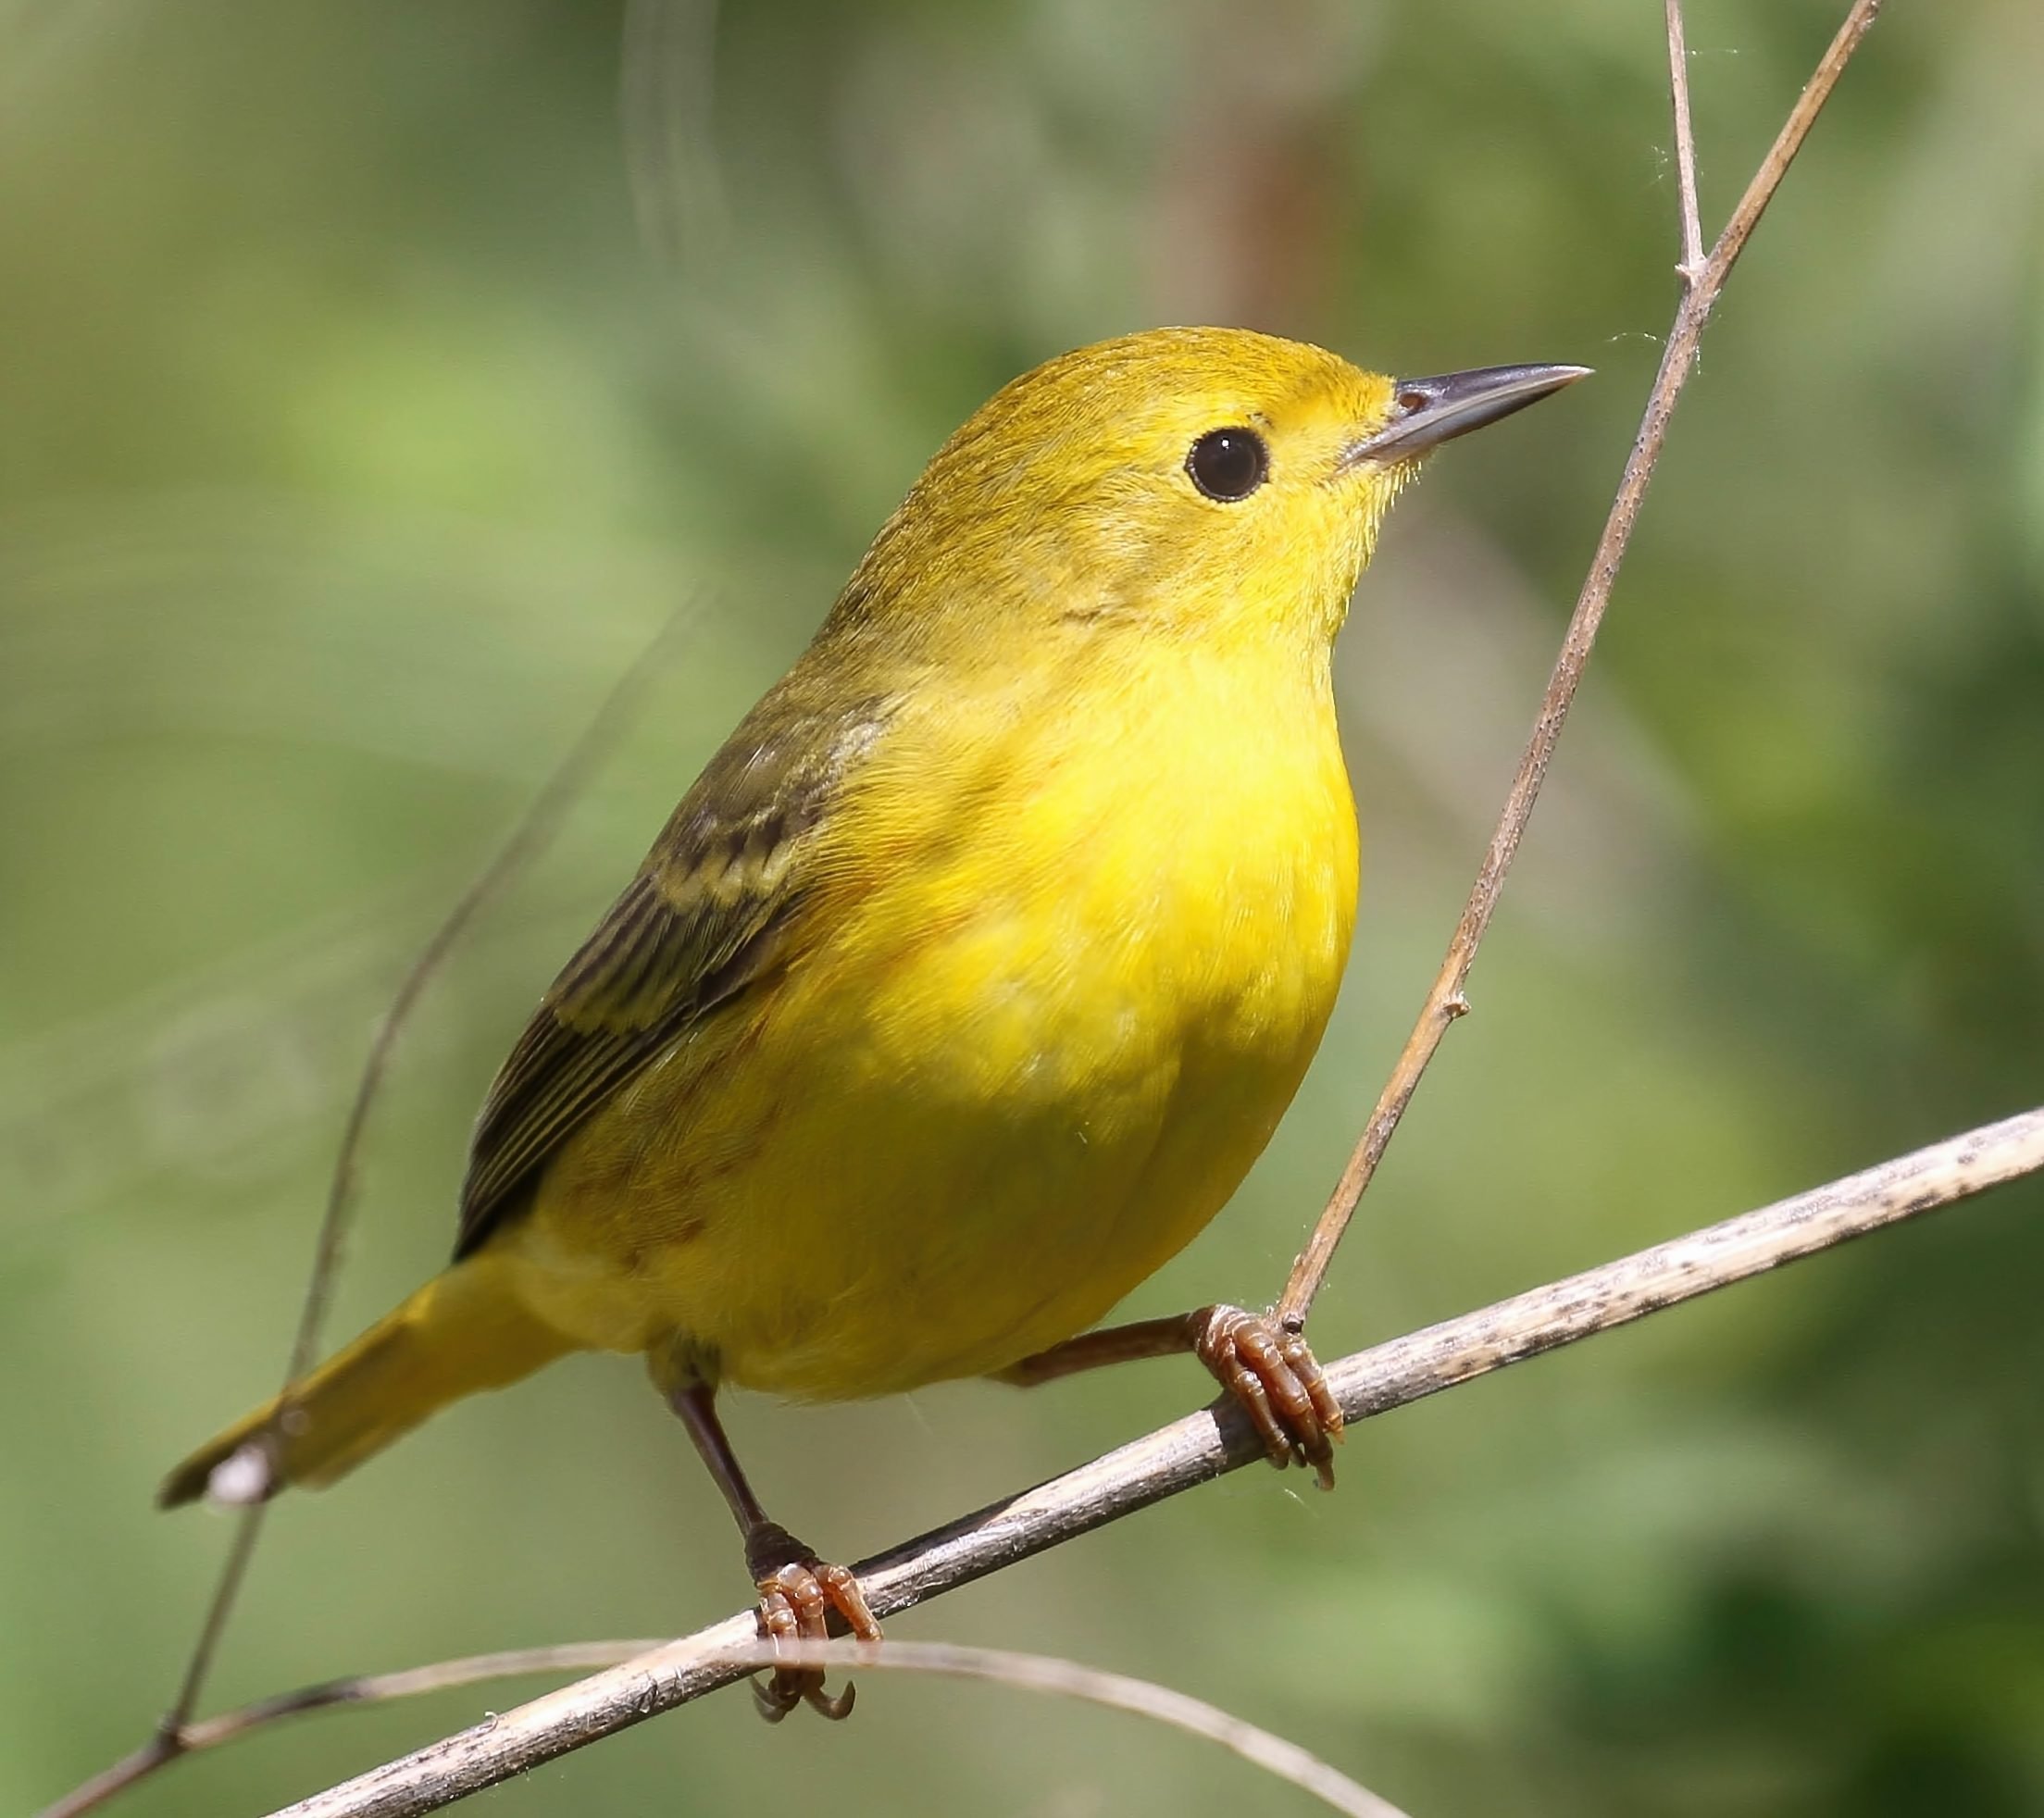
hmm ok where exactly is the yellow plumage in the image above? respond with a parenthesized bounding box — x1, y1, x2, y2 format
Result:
(523, 624, 1360, 1399)
(161, 330, 1581, 1679)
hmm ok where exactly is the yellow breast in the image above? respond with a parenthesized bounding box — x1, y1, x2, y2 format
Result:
(515, 640, 1358, 1399)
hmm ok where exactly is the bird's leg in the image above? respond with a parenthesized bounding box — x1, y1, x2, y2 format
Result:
(993, 1305, 1345, 1489)
(665, 1377, 880, 1723)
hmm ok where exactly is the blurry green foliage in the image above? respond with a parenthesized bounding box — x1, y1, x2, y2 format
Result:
(3, 2, 2040, 1814)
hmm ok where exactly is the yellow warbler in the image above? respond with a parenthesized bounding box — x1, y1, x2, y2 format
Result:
(163, 328, 1583, 1719)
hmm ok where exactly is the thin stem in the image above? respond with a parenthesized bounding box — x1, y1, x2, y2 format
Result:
(33, 1651, 659, 1818)
(248, 1106, 2041, 1818)
(1665, 0, 1705, 278)
(46, 1640, 1411, 1818)
(33, 1740, 179, 1818)
(1276, 0, 1883, 1331)
(191, 1645, 665, 1750)
(705, 1642, 1411, 1818)
(1701, 0, 1882, 290)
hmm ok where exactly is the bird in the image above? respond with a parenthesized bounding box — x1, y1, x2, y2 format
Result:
(161, 328, 1584, 1720)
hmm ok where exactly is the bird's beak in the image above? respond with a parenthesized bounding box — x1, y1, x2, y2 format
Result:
(1340, 363, 1590, 469)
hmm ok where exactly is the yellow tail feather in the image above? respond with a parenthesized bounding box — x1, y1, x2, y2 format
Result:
(157, 1255, 576, 1508)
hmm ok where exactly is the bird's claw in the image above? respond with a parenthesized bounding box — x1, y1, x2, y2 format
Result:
(748, 1541, 881, 1723)
(1191, 1304, 1344, 1489)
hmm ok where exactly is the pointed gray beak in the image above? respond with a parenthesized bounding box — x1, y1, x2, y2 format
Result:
(1340, 363, 1590, 469)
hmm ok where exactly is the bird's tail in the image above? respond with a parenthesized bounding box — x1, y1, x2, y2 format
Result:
(157, 1254, 576, 1508)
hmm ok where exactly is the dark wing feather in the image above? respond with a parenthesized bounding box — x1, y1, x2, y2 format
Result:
(453, 691, 880, 1259)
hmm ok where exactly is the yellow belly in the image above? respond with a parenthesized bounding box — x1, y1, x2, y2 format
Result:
(503, 654, 1358, 1399)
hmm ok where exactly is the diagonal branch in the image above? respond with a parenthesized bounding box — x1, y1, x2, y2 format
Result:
(257, 1105, 2042, 1818)
(1276, 0, 1885, 1331)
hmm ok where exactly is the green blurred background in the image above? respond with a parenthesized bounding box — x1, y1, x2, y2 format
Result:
(5, 1, 2041, 1813)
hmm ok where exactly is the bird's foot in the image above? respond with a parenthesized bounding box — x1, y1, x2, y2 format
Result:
(745, 1521, 881, 1723)
(1190, 1304, 1344, 1489)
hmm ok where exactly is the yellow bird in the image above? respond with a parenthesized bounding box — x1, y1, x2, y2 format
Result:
(162, 328, 1582, 1718)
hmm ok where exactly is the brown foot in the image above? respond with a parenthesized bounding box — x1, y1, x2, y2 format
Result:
(745, 1521, 881, 1724)
(1191, 1305, 1344, 1490)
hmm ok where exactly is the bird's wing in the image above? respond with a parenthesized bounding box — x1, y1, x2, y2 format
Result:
(454, 691, 882, 1259)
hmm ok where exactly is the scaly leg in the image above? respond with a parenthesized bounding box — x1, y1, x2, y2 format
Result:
(994, 1305, 1344, 1489)
(666, 1378, 880, 1722)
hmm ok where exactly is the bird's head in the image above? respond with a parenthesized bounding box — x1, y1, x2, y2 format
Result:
(838, 327, 1585, 662)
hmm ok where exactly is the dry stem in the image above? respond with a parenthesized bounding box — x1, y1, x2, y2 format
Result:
(1665, 0, 1706, 279)
(1277, 0, 1886, 1330)
(46, 1641, 1410, 1818)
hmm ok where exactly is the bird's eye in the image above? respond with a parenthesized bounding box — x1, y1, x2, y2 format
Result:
(1185, 427, 1269, 502)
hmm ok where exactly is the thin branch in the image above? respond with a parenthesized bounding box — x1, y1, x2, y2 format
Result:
(156, 610, 690, 1741)
(33, 1741, 178, 1818)
(185, 1645, 664, 1747)
(1665, 0, 1705, 280)
(1703, 0, 1882, 290)
(1277, 0, 1883, 1330)
(252, 1106, 2042, 1818)
(32, 1650, 667, 1818)
(704, 1643, 1411, 1818)
(46, 1640, 1409, 1818)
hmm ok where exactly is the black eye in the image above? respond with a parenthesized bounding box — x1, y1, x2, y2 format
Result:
(1185, 427, 1268, 502)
